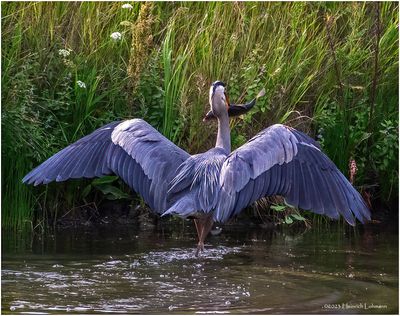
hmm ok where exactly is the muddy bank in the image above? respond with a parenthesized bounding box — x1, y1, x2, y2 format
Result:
(52, 197, 397, 235)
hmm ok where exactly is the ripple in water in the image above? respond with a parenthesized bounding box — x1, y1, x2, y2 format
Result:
(2, 228, 398, 314)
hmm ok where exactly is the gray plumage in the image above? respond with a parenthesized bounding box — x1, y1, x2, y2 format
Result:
(164, 147, 227, 217)
(23, 82, 370, 229)
(215, 124, 370, 224)
(23, 119, 189, 214)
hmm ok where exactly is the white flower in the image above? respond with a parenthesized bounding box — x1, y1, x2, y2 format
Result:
(58, 49, 70, 58)
(122, 3, 133, 9)
(110, 32, 122, 41)
(77, 80, 86, 89)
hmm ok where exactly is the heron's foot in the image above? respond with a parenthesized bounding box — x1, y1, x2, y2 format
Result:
(195, 242, 205, 257)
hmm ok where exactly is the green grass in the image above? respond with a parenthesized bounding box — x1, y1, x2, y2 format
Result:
(1, 2, 398, 229)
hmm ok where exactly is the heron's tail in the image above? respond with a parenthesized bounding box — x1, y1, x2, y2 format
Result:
(162, 195, 197, 218)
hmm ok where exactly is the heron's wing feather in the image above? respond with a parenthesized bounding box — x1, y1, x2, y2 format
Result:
(111, 119, 190, 212)
(216, 124, 370, 224)
(23, 119, 190, 213)
(23, 121, 120, 185)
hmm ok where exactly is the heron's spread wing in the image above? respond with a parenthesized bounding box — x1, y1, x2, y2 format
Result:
(23, 119, 190, 213)
(216, 124, 371, 224)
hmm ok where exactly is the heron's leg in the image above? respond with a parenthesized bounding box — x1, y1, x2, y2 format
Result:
(194, 219, 204, 257)
(195, 215, 214, 257)
(201, 216, 214, 243)
(194, 219, 201, 239)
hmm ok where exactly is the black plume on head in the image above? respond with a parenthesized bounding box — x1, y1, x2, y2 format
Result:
(212, 81, 226, 94)
(212, 81, 226, 87)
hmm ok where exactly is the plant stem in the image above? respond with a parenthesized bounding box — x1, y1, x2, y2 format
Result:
(368, 2, 381, 137)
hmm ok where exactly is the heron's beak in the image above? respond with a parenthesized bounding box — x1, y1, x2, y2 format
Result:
(224, 92, 230, 110)
(203, 88, 266, 122)
(227, 88, 265, 117)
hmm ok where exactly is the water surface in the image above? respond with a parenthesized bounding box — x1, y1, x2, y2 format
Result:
(2, 222, 398, 314)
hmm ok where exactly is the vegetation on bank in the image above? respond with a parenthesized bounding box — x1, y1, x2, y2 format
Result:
(2, 2, 398, 229)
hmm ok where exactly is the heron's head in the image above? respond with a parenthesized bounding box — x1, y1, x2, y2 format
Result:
(208, 80, 229, 118)
(204, 80, 265, 121)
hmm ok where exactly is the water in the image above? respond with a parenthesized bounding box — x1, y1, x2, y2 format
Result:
(2, 223, 398, 314)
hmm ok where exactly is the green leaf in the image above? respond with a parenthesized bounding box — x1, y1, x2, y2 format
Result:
(95, 183, 130, 200)
(271, 204, 286, 211)
(359, 132, 371, 143)
(291, 214, 306, 221)
(92, 175, 119, 185)
(284, 216, 293, 224)
(81, 184, 92, 199)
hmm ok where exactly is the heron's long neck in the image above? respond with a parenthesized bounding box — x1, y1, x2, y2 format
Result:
(216, 113, 231, 153)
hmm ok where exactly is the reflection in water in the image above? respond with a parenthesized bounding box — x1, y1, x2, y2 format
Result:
(2, 222, 398, 314)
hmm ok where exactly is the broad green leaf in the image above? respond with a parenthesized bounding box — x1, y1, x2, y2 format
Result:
(95, 184, 130, 200)
(271, 204, 286, 211)
(292, 214, 306, 221)
(92, 175, 119, 185)
(285, 216, 293, 224)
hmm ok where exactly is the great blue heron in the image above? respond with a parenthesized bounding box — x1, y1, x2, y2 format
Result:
(23, 81, 371, 256)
